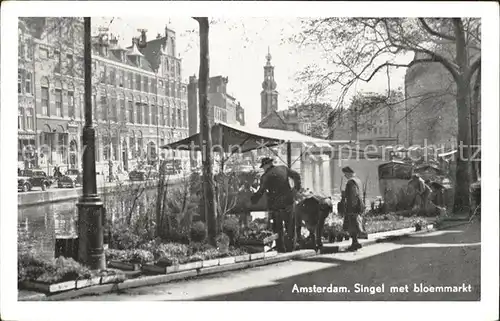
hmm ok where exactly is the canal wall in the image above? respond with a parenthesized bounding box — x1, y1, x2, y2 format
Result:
(18, 178, 183, 208)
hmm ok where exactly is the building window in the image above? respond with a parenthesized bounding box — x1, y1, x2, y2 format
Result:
(171, 83, 175, 97)
(55, 89, 62, 117)
(128, 100, 134, 123)
(26, 108, 34, 130)
(177, 109, 182, 128)
(135, 74, 141, 91)
(144, 104, 150, 125)
(136, 103, 142, 123)
(119, 70, 125, 87)
(143, 76, 149, 93)
(54, 50, 61, 73)
(152, 105, 157, 125)
(101, 96, 108, 121)
(128, 71, 133, 89)
(120, 98, 126, 122)
(41, 86, 49, 116)
(165, 82, 170, 96)
(111, 97, 117, 122)
(109, 67, 116, 86)
(25, 71, 32, 94)
(68, 91, 75, 118)
(129, 137, 135, 156)
(100, 64, 106, 83)
(172, 108, 176, 128)
(152, 77, 157, 95)
(166, 107, 170, 127)
(183, 110, 187, 128)
(160, 106, 164, 126)
(39, 48, 48, 59)
(18, 69, 23, 93)
(18, 108, 24, 130)
(66, 54, 73, 76)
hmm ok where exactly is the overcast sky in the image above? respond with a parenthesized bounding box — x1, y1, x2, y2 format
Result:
(93, 17, 411, 129)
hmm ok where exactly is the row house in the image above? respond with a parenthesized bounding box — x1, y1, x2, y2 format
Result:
(187, 75, 245, 136)
(18, 17, 189, 174)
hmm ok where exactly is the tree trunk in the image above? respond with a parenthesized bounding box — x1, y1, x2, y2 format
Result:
(470, 68, 481, 181)
(453, 77, 472, 215)
(451, 19, 472, 215)
(195, 17, 217, 246)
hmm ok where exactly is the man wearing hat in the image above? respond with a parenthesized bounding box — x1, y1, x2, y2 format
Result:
(251, 157, 302, 252)
(340, 166, 367, 251)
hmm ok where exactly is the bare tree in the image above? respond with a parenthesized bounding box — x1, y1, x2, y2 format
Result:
(292, 18, 481, 214)
(193, 17, 217, 246)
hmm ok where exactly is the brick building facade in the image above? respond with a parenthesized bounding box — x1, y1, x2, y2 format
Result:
(187, 75, 245, 136)
(18, 17, 189, 175)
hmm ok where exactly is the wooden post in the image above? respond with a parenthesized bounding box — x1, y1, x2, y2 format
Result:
(194, 17, 217, 246)
(286, 141, 292, 168)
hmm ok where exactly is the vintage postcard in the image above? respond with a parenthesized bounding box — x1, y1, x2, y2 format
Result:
(1, 1, 498, 321)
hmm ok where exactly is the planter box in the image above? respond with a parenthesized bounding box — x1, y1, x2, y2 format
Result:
(218, 257, 236, 266)
(177, 261, 203, 272)
(76, 277, 101, 289)
(23, 280, 76, 294)
(264, 251, 278, 258)
(142, 264, 167, 275)
(238, 233, 278, 246)
(166, 265, 180, 274)
(108, 260, 141, 271)
(242, 244, 274, 253)
(250, 252, 265, 261)
(234, 254, 251, 263)
(202, 259, 220, 268)
(100, 274, 125, 285)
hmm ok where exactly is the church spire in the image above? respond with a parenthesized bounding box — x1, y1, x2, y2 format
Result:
(266, 46, 272, 66)
(261, 47, 278, 121)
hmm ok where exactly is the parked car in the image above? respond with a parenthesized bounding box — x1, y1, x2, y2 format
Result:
(58, 169, 83, 188)
(18, 169, 52, 192)
(129, 166, 159, 181)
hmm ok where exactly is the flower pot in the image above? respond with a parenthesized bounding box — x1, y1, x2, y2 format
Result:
(108, 260, 141, 271)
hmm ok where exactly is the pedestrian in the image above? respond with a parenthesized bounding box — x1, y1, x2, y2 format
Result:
(251, 157, 302, 253)
(340, 166, 367, 251)
(408, 174, 431, 212)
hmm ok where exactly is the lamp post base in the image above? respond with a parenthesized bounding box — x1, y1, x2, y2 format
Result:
(77, 195, 106, 270)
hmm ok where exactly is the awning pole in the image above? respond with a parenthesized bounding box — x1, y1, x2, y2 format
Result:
(287, 141, 292, 168)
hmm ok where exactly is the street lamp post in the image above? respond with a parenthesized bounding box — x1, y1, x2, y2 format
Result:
(76, 17, 105, 270)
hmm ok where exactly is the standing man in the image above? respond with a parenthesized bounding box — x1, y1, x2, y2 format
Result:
(251, 157, 302, 252)
(341, 166, 367, 251)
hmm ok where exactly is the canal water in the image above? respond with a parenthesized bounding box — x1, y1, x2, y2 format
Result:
(18, 187, 160, 259)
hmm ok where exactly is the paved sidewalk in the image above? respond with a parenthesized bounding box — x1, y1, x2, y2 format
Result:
(71, 221, 480, 301)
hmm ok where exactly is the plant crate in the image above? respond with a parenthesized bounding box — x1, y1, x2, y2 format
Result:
(76, 277, 102, 289)
(108, 260, 141, 271)
(142, 264, 167, 275)
(238, 233, 278, 246)
(22, 280, 76, 294)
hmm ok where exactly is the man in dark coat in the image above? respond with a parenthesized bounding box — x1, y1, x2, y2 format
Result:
(251, 157, 302, 252)
(340, 166, 367, 251)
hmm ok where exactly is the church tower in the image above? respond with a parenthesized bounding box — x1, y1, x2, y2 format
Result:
(261, 47, 278, 120)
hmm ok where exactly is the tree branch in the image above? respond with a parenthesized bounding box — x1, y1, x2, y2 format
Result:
(466, 57, 481, 84)
(382, 20, 460, 82)
(418, 18, 456, 41)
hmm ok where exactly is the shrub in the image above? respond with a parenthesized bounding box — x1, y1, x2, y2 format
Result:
(222, 217, 240, 246)
(18, 253, 91, 284)
(190, 221, 207, 243)
(216, 233, 230, 252)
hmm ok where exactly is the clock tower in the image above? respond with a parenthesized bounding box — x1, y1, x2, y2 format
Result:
(260, 47, 278, 120)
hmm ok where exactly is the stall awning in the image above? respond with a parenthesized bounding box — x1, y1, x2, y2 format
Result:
(161, 122, 350, 153)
